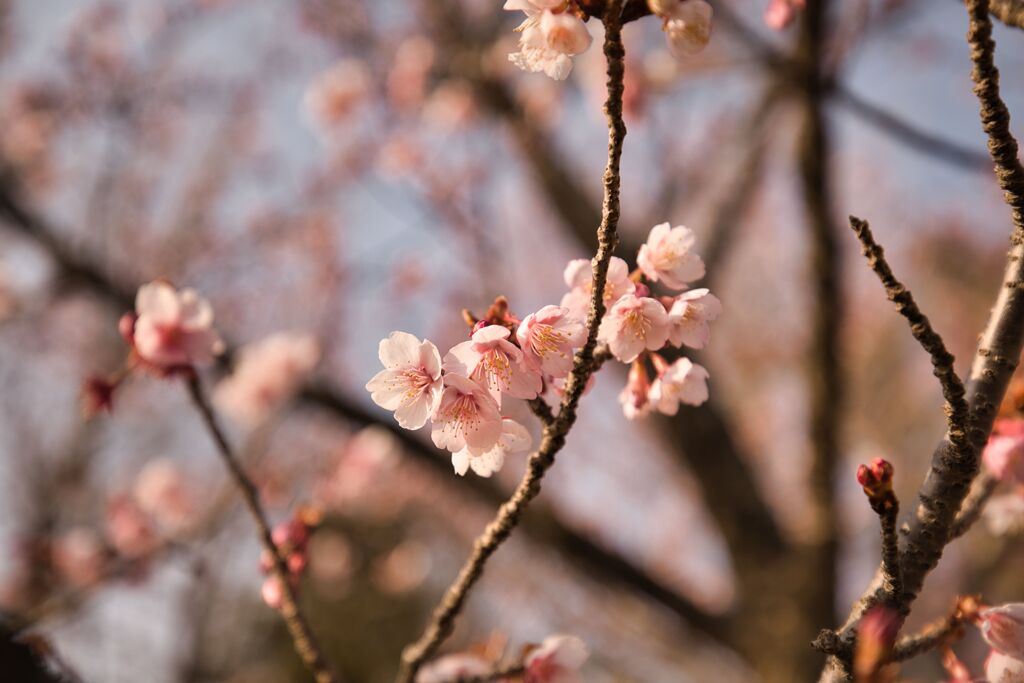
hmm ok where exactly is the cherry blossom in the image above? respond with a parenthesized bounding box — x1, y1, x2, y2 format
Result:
(637, 222, 705, 289)
(981, 604, 1024, 660)
(597, 294, 670, 363)
(764, 0, 806, 30)
(303, 58, 371, 130)
(430, 373, 503, 454)
(51, 528, 105, 588)
(214, 331, 321, 428)
(366, 331, 443, 430)
(517, 305, 585, 378)
(131, 281, 225, 369)
(505, 3, 593, 81)
(525, 634, 588, 683)
(133, 458, 195, 534)
(649, 357, 709, 414)
(986, 650, 1024, 683)
(561, 256, 635, 320)
(983, 419, 1024, 483)
(619, 360, 651, 420)
(452, 418, 532, 477)
(666, 288, 721, 349)
(443, 324, 541, 404)
(662, 0, 713, 58)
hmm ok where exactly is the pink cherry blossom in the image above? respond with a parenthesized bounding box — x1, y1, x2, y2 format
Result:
(505, 4, 593, 81)
(561, 256, 636, 321)
(517, 305, 585, 379)
(303, 58, 371, 130)
(430, 373, 503, 454)
(986, 650, 1024, 683)
(51, 528, 105, 588)
(984, 419, 1024, 483)
(764, 0, 805, 30)
(133, 458, 195, 534)
(106, 495, 157, 559)
(261, 575, 285, 610)
(663, 1, 714, 58)
(666, 288, 721, 349)
(366, 331, 443, 430)
(443, 325, 541, 404)
(214, 331, 320, 428)
(649, 357, 709, 414)
(416, 653, 491, 683)
(451, 418, 532, 477)
(619, 360, 651, 420)
(637, 222, 705, 289)
(981, 604, 1024, 660)
(132, 281, 225, 369)
(525, 634, 588, 683)
(597, 294, 670, 363)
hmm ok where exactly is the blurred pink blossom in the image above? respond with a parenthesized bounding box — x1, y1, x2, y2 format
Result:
(131, 281, 225, 370)
(525, 634, 588, 683)
(214, 331, 321, 428)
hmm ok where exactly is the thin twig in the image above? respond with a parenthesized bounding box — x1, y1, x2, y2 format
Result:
(889, 595, 979, 662)
(848, 216, 970, 443)
(949, 471, 999, 539)
(963, 0, 1024, 29)
(394, 3, 628, 680)
(184, 374, 338, 683)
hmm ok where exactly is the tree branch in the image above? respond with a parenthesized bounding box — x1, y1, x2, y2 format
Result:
(184, 374, 338, 683)
(820, 0, 1024, 677)
(847, 216, 970, 441)
(394, 3, 628, 679)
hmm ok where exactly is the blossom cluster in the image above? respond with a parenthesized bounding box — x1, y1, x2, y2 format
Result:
(503, 0, 713, 81)
(367, 222, 719, 477)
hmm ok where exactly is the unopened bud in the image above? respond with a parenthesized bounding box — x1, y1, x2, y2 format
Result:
(857, 458, 895, 513)
(118, 312, 137, 345)
(854, 605, 899, 682)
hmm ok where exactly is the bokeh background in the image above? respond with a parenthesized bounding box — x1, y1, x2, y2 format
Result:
(1, 0, 1023, 681)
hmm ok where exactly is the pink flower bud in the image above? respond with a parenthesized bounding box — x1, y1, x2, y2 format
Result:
(261, 576, 284, 611)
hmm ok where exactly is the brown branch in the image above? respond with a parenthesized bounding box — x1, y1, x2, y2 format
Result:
(848, 216, 970, 442)
(819, 0, 1024, 677)
(964, 0, 1024, 29)
(394, 4, 627, 680)
(889, 595, 979, 662)
(949, 470, 999, 539)
(184, 375, 338, 683)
